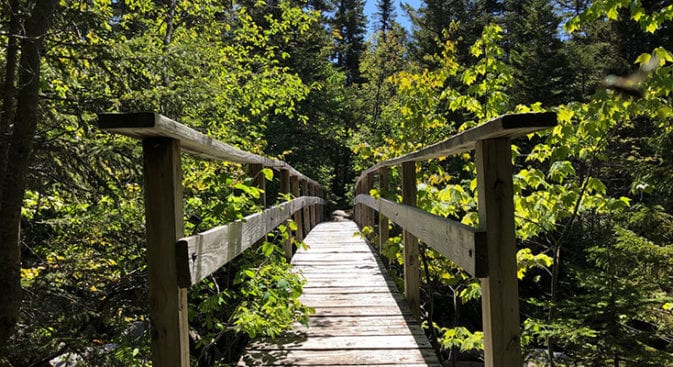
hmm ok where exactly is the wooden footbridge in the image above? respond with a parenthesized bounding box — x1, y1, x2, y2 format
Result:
(97, 112, 556, 366)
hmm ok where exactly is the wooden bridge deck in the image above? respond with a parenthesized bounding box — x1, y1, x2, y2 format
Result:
(238, 220, 441, 366)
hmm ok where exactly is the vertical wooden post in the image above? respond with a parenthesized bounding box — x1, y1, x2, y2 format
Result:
(356, 179, 366, 228)
(280, 169, 292, 261)
(401, 161, 420, 320)
(309, 184, 317, 228)
(248, 163, 266, 208)
(291, 175, 303, 242)
(378, 167, 390, 254)
(364, 173, 375, 229)
(142, 138, 189, 367)
(476, 138, 522, 367)
(301, 179, 310, 234)
(317, 187, 323, 223)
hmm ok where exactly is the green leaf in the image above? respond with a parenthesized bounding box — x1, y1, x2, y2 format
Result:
(262, 168, 274, 181)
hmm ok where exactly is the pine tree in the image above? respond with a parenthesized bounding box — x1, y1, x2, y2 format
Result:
(331, 0, 367, 85)
(503, 0, 570, 106)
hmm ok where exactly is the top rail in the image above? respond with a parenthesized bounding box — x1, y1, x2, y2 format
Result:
(352, 112, 557, 367)
(357, 112, 556, 181)
(98, 112, 320, 187)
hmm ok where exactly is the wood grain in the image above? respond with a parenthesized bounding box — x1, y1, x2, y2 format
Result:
(476, 138, 522, 367)
(176, 196, 325, 287)
(356, 112, 557, 181)
(238, 221, 441, 366)
(142, 138, 189, 366)
(354, 194, 487, 277)
(402, 161, 421, 320)
(98, 112, 321, 188)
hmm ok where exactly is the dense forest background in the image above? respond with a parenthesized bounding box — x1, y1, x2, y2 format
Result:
(0, 0, 672, 365)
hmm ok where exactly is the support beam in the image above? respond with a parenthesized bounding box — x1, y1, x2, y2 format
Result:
(142, 138, 189, 367)
(378, 167, 390, 255)
(310, 184, 318, 228)
(401, 161, 420, 320)
(248, 163, 266, 208)
(291, 175, 303, 243)
(301, 179, 310, 235)
(476, 138, 522, 367)
(280, 169, 292, 261)
(363, 173, 375, 230)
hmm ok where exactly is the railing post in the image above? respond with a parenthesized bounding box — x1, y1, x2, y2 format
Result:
(476, 138, 522, 367)
(291, 175, 304, 243)
(248, 163, 266, 208)
(317, 187, 324, 222)
(378, 166, 390, 254)
(309, 184, 317, 228)
(401, 161, 420, 320)
(364, 172, 375, 230)
(280, 169, 292, 261)
(301, 179, 310, 235)
(142, 138, 189, 367)
(354, 180, 362, 227)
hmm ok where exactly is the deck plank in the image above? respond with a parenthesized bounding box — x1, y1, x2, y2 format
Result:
(238, 221, 441, 366)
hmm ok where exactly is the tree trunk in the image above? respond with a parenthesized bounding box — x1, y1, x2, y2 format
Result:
(0, 0, 59, 345)
(0, 0, 22, 200)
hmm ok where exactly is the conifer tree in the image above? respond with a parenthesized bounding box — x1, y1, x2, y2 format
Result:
(331, 0, 368, 85)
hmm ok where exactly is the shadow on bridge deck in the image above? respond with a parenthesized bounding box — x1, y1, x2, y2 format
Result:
(238, 221, 441, 366)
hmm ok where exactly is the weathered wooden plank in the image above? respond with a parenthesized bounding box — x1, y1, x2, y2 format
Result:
(354, 194, 487, 276)
(292, 316, 424, 335)
(175, 196, 325, 287)
(476, 138, 522, 367)
(358, 112, 556, 179)
(379, 166, 390, 254)
(240, 221, 440, 366)
(239, 348, 440, 366)
(402, 161, 421, 321)
(291, 175, 304, 242)
(248, 335, 433, 350)
(98, 112, 321, 187)
(142, 138, 189, 367)
(279, 169, 293, 261)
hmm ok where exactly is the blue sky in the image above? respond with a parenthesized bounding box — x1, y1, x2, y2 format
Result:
(363, 0, 421, 36)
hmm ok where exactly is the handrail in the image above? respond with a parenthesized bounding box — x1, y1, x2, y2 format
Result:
(176, 196, 324, 287)
(356, 112, 556, 182)
(98, 112, 321, 187)
(353, 112, 557, 367)
(97, 112, 325, 367)
(354, 194, 487, 277)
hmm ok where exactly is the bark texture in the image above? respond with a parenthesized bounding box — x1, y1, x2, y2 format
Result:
(0, 0, 59, 345)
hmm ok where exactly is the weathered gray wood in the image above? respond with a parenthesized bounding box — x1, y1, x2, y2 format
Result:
(279, 169, 292, 261)
(378, 167, 390, 254)
(401, 161, 421, 321)
(240, 349, 441, 366)
(176, 197, 325, 287)
(249, 335, 433, 350)
(239, 221, 441, 366)
(291, 175, 304, 242)
(98, 112, 321, 188)
(142, 138, 189, 367)
(301, 179, 311, 235)
(354, 194, 487, 277)
(476, 138, 522, 367)
(248, 163, 266, 208)
(309, 184, 316, 228)
(357, 112, 556, 180)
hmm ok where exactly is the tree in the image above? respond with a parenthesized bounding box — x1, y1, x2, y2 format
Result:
(503, 0, 570, 106)
(0, 0, 60, 346)
(331, 0, 367, 85)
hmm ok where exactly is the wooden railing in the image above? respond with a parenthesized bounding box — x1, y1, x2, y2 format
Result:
(353, 112, 557, 367)
(97, 113, 325, 367)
